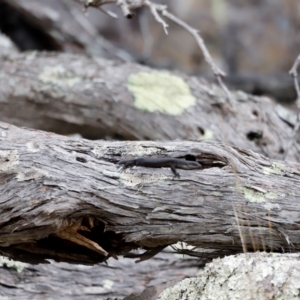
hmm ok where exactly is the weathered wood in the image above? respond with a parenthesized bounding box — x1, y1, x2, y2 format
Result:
(0, 52, 297, 161)
(0, 121, 299, 264)
(225, 73, 298, 104)
(1, 0, 130, 59)
(0, 251, 198, 299)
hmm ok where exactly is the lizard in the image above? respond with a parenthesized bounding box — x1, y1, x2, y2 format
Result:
(117, 157, 202, 178)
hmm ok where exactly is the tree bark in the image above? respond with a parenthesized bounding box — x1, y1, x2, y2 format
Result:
(0, 52, 297, 161)
(0, 251, 198, 299)
(0, 121, 299, 265)
(1, 2, 300, 299)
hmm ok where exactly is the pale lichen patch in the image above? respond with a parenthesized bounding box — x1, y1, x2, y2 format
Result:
(202, 129, 214, 140)
(91, 146, 108, 158)
(0, 150, 19, 172)
(0, 256, 27, 273)
(210, 191, 223, 197)
(235, 90, 249, 101)
(159, 278, 198, 300)
(16, 168, 49, 182)
(26, 141, 41, 152)
(266, 192, 284, 200)
(102, 279, 114, 289)
(159, 253, 300, 300)
(39, 65, 80, 87)
(244, 187, 283, 208)
(0, 130, 7, 138)
(119, 173, 167, 187)
(125, 145, 162, 157)
(128, 72, 196, 115)
(243, 187, 265, 203)
(263, 162, 286, 176)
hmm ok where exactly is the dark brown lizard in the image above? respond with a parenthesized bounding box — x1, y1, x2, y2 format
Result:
(117, 157, 202, 178)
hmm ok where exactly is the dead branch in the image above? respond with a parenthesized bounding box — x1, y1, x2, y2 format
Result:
(0, 52, 296, 161)
(0, 122, 300, 264)
(0, 251, 198, 299)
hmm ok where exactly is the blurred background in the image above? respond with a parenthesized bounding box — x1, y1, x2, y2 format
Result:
(0, 0, 299, 102)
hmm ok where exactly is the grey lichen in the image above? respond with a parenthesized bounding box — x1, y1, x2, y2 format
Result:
(159, 278, 199, 300)
(39, 65, 80, 87)
(158, 252, 300, 300)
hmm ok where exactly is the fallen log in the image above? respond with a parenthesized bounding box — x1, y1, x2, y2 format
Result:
(0, 122, 299, 265)
(0, 52, 297, 160)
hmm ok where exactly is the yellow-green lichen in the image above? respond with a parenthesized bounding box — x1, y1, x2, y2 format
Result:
(266, 192, 283, 200)
(127, 72, 196, 115)
(243, 187, 265, 203)
(39, 65, 80, 87)
(243, 187, 283, 208)
(263, 162, 286, 176)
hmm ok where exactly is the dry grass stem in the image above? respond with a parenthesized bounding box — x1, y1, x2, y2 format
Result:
(284, 54, 300, 158)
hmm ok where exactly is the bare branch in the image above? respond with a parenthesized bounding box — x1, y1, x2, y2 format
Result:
(162, 11, 225, 79)
(117, 0, 134, 18)
(144, 1, 169, 34)
(161, 9, 233, 105)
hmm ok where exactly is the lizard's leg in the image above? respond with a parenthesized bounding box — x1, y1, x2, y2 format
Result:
(117, 160, 136, 172)
(170, 165, 180, 178)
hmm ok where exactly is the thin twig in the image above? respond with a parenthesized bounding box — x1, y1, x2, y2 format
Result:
(144, 1, 168, 34)
(99, 7, 118, 18)
(161, 9, 233, 104)
(117, 0, 133, 18)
